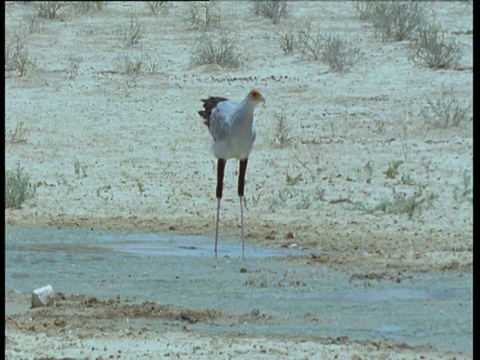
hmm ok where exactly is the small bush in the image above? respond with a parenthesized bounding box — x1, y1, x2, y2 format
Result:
(184, 2, 220, 30)
(268, 189, 292, 211)
(356, 161, 373, 184)
(267, 186, 325, 212)
(6, 121, 29, 144)
(321, 33, 362, 73)
(20, 11, 44, 34)
(190, 30, 242, 68)
(294, 20, 361, 72)
(376, 190, 436, 218)
(32, 1, 63, 19)
(5, 28, 35, 76)
(355, 2, 375, 22)
(280, 30, 296, 53)
(356, 188, 437, 219)
(74, 159, 88, 178)
(66, 55, 83, 80)
(358, 1, 426, 41)
(453, 170, 473, 204)
(410, 23, 461, 69)
(271, 110, 292, 148)
(252, 0, 288, 24)
(383, 160, 404, 179)
(115, 51, 159, 76)
(67, 1, 105, 14)
(119, 14, 144, 47)
(286, 169, 302, 186)
(296, 19, 322, 60)
(5, 165, 37, 209)
(145, 1, 169, 15)
(421, 88, 472, 130)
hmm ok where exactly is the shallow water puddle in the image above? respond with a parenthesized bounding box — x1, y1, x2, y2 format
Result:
(5, 226, 472, 354)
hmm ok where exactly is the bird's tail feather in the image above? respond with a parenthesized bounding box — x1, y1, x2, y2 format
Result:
(198, 96, 228, 129)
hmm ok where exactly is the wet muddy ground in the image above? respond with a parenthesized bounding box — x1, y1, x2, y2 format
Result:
(5, 226, 472, 357)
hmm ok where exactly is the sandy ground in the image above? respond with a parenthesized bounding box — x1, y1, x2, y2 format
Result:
(4, 289, 471, 360)
(5, 1, 472, 359)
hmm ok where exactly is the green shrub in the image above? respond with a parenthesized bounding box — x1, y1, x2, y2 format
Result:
(5, 165, 37, 209)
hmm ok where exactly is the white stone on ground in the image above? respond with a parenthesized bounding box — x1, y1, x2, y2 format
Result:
(31, 285, 55, 308)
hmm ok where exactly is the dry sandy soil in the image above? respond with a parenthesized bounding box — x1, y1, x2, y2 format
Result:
(5, 1, 472, 359)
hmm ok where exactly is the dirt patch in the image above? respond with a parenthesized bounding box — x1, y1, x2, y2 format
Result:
(6, 292, 221, 337)
(6, 291, 467, 360)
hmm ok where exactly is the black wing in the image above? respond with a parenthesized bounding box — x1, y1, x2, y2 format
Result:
(198, 96, 229, 128)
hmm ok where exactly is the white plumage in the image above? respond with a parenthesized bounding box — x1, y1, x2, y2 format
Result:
(204, 90, 264, 160)
(198, 89, 265, 257)
(209, 96, 258, 160)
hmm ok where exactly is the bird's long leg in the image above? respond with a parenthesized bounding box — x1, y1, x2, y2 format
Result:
(215, 158, 226, 257)
(238, 159, 248, 258)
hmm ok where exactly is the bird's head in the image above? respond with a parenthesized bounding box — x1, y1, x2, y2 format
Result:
(249, 89, 266, 104)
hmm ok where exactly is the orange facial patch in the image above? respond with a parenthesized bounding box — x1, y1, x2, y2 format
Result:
(250, 89, 263, 101)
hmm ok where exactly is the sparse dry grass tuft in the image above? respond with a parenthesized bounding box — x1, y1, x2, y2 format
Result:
(252, 0, 288, 24)
(267, 185, 325, 212)
(67, 1, 105, 15)
(145, 1, 170, 16)
(115, 51, 159, 77)
(190, 30, 242, 68)
(271, 110, 293, 148)
(20, 10, 44, 34)
(184, 2, 221, 30)
(282, 19, 361, 72)
(119, 14, 144, 47)
(66, 55, 84, 80)
(32, 1, 63, 19)
(6, 121, 29, 144)
(5, 28, 35, 77)
(280, 30, 296, 53)
(355, 187, 437, 219)
(410, 23, 462, 69)
(453, 170, 473, 204)
(357, 1, 426, 41)
(321, 33, 362, 73)
(383, 160, 404, 179)
(421, 88, 472, 130)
